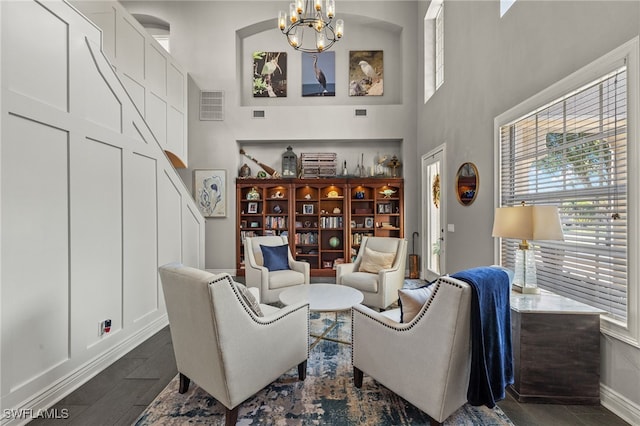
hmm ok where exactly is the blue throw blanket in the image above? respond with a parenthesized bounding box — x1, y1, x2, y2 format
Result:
(452, 267, 513, 408)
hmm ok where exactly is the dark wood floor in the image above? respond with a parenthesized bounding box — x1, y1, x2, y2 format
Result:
(30, 274, 630, 426)
(30, 324, 631, 426)
(29, 326, 177, 426)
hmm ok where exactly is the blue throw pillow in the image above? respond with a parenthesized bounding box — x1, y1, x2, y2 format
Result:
(261, 244, 291, 271)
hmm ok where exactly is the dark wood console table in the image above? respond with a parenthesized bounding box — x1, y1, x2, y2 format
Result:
(509, 290, 605, 404)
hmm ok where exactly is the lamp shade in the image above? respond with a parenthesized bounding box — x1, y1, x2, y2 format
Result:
(492, 205, 564, 241)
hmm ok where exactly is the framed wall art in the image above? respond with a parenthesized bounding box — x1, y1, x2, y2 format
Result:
(302, 52, 335, 97)
(194, 169, 226, 217)
(348, 50, 384, 96)
(253, 51, 287, 97)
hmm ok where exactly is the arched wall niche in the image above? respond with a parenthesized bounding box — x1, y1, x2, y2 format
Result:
(236, 13, 403, 105)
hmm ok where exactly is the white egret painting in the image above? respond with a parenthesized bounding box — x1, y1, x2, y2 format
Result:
(253, 51, 287, 97)
(348, 50, 383, 96)
(194, 169, 226, 217)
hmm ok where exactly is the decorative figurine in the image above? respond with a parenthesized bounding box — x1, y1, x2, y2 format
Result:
(379, 188, 397, 198)
(387, 155, 402, 177)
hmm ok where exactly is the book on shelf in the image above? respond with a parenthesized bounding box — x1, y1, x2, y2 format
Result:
(320, 216, 343, 229)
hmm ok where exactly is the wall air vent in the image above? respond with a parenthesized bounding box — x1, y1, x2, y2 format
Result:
(355, 109, 367, 117)
(253, 110, 266, 119)
(200, 90, 224, 121)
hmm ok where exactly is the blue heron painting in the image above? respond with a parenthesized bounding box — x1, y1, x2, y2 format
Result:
(302, 52, 335, 97)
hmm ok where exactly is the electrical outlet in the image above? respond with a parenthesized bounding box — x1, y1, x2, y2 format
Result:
(99, 319, 112, 336)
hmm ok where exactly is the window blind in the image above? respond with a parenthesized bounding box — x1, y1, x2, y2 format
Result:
(499, 66, 628, 322)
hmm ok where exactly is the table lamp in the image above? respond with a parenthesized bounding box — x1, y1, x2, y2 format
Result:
(492, 202, 564, 294)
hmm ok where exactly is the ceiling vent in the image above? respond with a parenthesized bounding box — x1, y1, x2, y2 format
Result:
(355, 108, 367, 117)
(200, 90, 224, 121)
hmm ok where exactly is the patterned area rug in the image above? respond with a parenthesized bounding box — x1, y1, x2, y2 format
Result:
(135, 313, 514, 425)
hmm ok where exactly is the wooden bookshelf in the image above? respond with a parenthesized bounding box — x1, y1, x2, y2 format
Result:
(236, 178, 403, 277)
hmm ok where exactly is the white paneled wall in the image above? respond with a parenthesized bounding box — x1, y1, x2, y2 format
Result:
(0, 0, 203, 421)
(73, 0, 188, 166)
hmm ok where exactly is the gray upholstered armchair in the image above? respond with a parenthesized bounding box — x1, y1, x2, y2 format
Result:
(245, 235, 310, 303)
(336, 236, 407, 310)
(159, 263, 309, 426)
(351, 275, 472, 424)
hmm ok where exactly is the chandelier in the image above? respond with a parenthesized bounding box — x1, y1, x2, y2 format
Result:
(278, 0, 344, 53)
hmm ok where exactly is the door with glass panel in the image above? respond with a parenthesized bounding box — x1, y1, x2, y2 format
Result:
(421, 146, 445, 280)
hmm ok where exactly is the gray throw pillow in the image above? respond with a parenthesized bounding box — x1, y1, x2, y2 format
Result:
(398, 285, 434, 323)
(234, 282, 263, 317)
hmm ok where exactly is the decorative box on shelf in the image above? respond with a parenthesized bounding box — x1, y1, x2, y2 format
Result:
(301, 153, 337, 178)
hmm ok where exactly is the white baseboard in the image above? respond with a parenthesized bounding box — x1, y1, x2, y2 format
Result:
(1, 315, 168, 426)
(601, 383, 640, 425)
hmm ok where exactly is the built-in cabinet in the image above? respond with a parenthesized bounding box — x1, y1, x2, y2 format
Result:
(237, 178, 404, 277)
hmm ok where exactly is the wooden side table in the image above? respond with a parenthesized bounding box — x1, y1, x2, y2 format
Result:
(509, 289, 605, 404)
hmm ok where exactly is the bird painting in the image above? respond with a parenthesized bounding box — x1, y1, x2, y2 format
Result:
(302, 52, 335, 97)
(349, 50, 384, 96)
(253, 51, 287, 97)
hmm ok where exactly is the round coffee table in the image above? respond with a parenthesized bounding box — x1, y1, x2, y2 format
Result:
(279, 284, 364, 347)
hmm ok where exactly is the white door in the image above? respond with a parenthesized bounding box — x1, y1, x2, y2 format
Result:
(421, 146, 445, 280)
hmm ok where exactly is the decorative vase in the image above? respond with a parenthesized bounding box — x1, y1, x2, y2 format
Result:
(246, 187, 260, 200)
(239, 163, 251, 177)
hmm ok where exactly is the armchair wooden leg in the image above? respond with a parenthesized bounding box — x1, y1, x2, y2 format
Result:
(298, 360, 307, 380)
(353, 367, 363, 388)
(225, 406, 239, 426)
(430, 419, 443, 426)
(178, 373, 190, 394)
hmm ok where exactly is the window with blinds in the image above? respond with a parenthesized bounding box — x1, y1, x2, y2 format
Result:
(498, 66, 628, 322)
